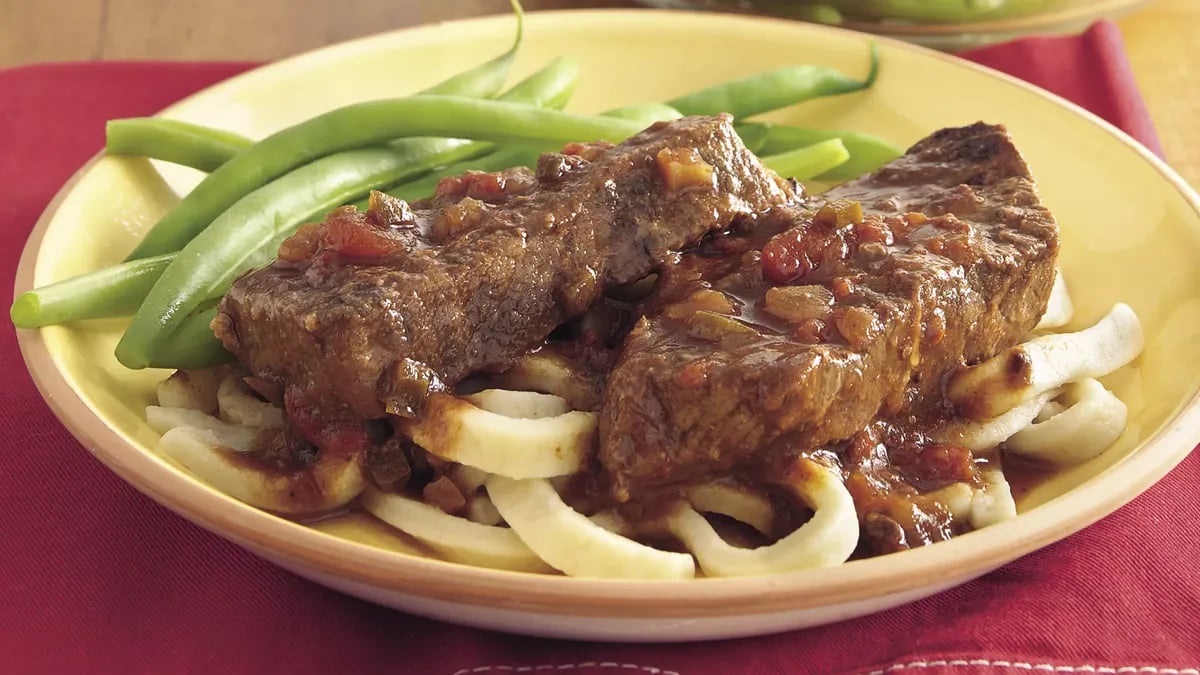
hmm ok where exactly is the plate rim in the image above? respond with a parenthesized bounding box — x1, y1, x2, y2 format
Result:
(14, 9, 1200, 619)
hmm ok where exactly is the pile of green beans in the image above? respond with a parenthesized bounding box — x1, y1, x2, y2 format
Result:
(11, 5, 902, 371)
(12, 48, 579, 332)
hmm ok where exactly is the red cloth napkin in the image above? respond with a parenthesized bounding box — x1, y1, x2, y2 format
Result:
(962, 21, 1164, 158)
(1, 20, 1195, 675)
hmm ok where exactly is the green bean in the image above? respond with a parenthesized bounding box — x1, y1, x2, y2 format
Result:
(12, 212, 331, 332)
(102, 70, 575, 178)
(119, 96, 639, 262)
(377, 101, 682, 206)
(421, 0, 523, 98)
(336, 60, 577, 211)
(666, 43, 878, 118)
(602, 102, 682, 123)
(314, 55, 581, 212)
(104, 54, 575, 190)
(105, 119, 253, 172)
(735, 124, 771, 155)
(499, 56, 578, 110)
(760, 139, 850, 181)
(10, 254, 174, 329)
(740, 121, 902, 180)
(146, 309, 232, 370)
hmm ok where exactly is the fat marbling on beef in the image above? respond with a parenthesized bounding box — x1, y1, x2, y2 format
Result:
(599, 123, 1061, 500)
(213, 114, 794, 421)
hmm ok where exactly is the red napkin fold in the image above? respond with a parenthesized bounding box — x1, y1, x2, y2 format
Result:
(962, 21, 1164, 158)
(0, 20, 1195, 675)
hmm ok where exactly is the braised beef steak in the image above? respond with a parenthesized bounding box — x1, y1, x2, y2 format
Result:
(214, 115, 795, 421)
(598, 123, 1060, 500)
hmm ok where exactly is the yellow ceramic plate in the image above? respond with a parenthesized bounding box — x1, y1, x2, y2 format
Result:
(14, 10, 1200, 641)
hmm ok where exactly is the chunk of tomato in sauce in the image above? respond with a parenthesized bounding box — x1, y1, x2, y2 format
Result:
(320, 210, 411, 261)
(761, 228, 818, 284)
(283, 386, 372, 458)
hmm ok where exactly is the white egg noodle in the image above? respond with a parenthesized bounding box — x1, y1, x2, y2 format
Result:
(146, 272, 1144, 579)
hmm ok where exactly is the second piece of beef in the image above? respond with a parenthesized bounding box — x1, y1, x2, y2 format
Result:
(599, 123, 1060, 501)
(214, 114, 794, 421)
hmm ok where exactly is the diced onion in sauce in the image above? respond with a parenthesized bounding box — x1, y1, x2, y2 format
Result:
(812, 199, 863, 229)
(762, 285, 833, 323)
(687, 311, 759, 345)
(656, 147, 715, 192)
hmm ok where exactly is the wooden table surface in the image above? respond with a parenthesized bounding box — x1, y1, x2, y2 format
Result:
(3, 0, 1196, 186)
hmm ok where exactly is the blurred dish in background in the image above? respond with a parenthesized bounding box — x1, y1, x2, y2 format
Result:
(636, 0, 1151, 49)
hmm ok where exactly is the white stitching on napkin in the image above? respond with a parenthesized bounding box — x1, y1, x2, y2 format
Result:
(451, 658, 1199, 675)
(862, 659, 1200, 675)
(451, 663, 679, 675)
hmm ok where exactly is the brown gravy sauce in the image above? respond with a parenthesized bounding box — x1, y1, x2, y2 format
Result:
(264, 430, 1064, 558)
(997, 450, 1058, 502)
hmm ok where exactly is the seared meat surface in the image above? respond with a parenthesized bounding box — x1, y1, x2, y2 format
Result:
(599, 123, 1060, 500)
(214, 115, 794, 421)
